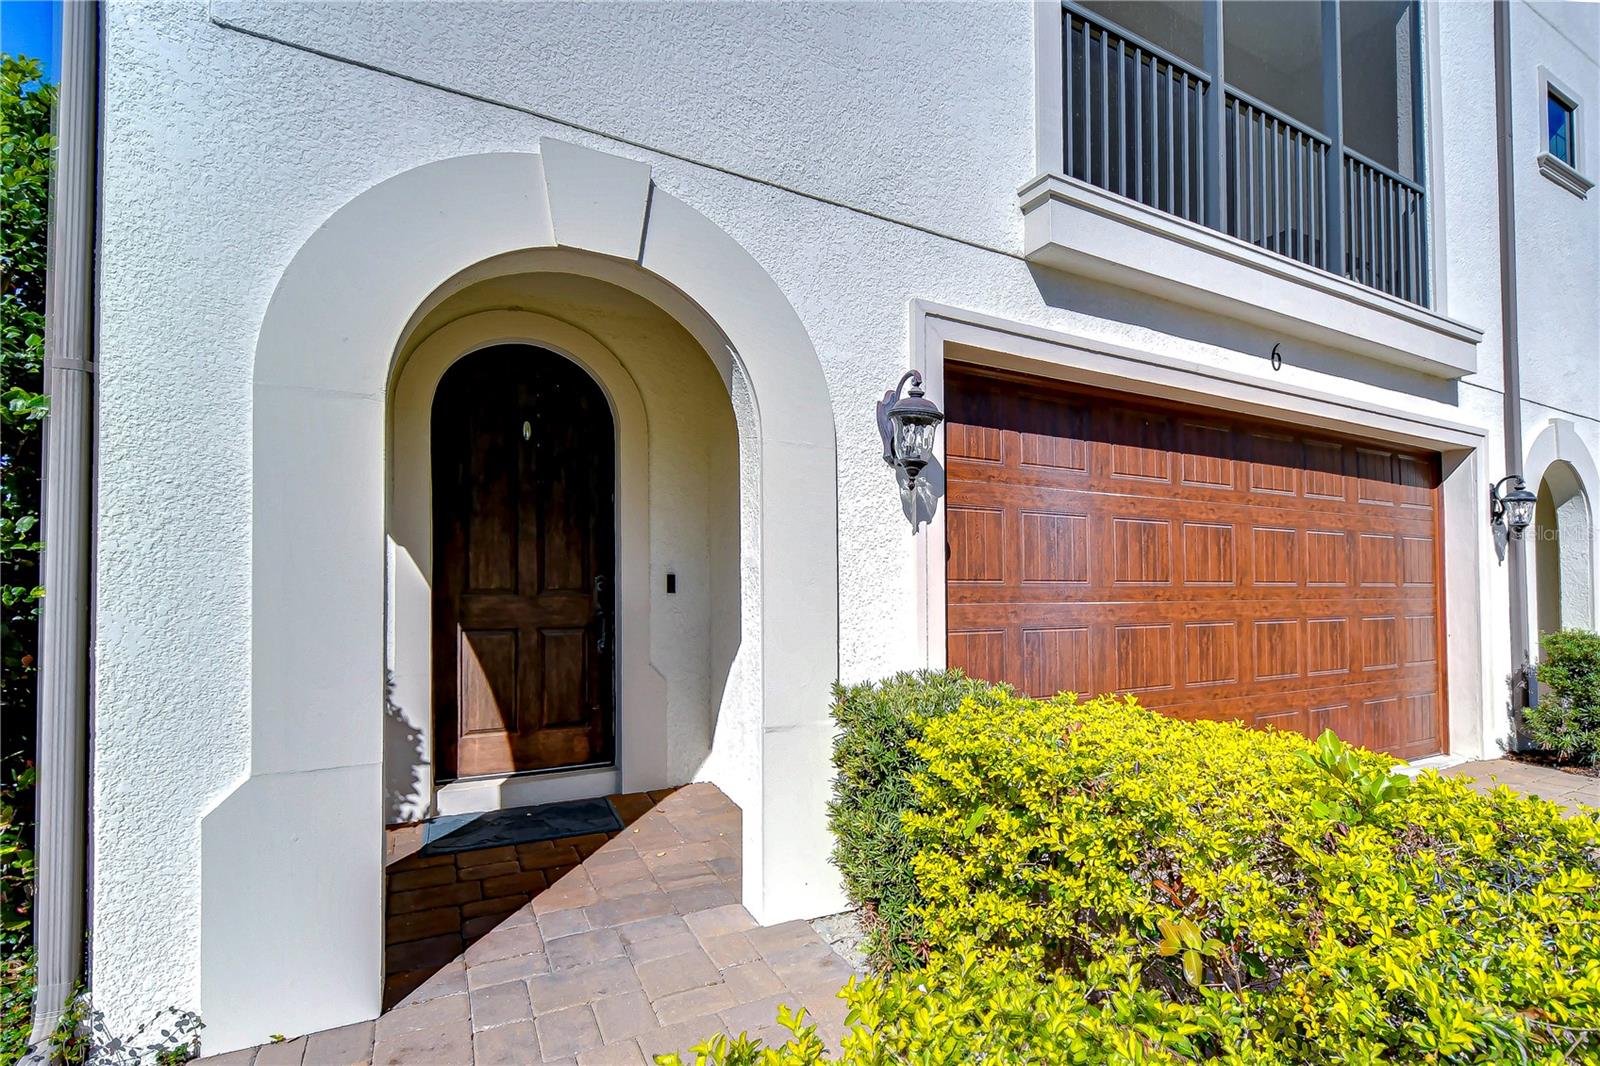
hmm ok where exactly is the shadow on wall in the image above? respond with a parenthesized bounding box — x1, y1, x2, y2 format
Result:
(1026, 263, 1461, 408)
(899, 460, 944, 532)
(700, 382, 746, 785)
(385, 670, 428, 824)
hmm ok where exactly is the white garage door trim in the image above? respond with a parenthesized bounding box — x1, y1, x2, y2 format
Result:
(908, 301, 1495, 760)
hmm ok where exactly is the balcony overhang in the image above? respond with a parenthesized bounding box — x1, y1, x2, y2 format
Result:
(1019, 174, 1482, 379)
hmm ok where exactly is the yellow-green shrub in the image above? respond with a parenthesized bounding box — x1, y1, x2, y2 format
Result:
(666, 686, 1600, 1063)
(906, 692, 1600, 1061)
(663, 954, 1272, 1065)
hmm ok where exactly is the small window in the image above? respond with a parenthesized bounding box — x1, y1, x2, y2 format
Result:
(1548, 91, 1576, 167)
(1536, 68, 1593, 197)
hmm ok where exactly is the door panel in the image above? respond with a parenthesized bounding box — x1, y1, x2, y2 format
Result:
(433, 346, 616, 780)
(944, 365, 1447, 759)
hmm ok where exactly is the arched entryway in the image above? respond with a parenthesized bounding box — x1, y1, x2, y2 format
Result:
(430, 346, 618, 781)
(199, 141, 842, 1053)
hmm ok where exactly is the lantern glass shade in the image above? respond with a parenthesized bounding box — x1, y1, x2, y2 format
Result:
(895, 416, 938, 467)
(1505, 487, 1537, 535)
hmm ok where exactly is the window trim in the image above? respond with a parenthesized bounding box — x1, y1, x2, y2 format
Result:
(1536, 66, 1594, 199)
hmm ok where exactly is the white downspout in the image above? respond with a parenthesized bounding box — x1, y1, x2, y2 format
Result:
(30, 0, 99, 1047)
(1493, 0, 1534, 739)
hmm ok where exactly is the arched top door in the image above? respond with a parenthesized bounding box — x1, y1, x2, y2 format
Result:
(431, 345, 617, 780)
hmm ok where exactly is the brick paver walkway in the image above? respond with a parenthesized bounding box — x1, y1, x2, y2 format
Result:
(1442, 757, 1597, 815)
(202, 784, 860, 1065)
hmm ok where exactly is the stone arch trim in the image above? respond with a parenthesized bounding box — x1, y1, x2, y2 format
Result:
(199, 142, 840, 1054)
(1525, 419, 1599, 510)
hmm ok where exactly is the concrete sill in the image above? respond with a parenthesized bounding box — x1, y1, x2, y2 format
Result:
(1536, 152, 1594, 199)
(1019, 173, 1483, 379)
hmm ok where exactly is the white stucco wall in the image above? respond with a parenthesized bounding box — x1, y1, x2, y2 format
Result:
(89, 0, 1597, 1044)
(1511, 1, 1599, 424)
(1510, 1, 1600, 657)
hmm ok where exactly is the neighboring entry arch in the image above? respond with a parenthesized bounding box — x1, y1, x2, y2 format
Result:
(1524, 419, 1599, 643)
(199, 141, 840, 1053)
(1534, 462, 1593, 633)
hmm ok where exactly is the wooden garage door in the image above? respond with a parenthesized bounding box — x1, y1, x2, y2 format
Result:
(944, 366, 1447, 759)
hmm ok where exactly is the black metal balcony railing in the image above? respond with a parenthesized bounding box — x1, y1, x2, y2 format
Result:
(1064, 13, 1207, 225)
(1344, 150, 1428, 306)
(1225, 91, 1329, 271)
(1062, 5, 1429, 306)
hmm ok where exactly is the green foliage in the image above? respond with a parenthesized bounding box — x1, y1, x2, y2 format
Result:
(657, 1005, 827, 1066)
(1531, 627, 1600, 765)
(0, 762, 36, 955)
(0, 761, 36, 1058)
(692, 684, 1600, 1063)
(1, 947, 35, 1063)
(1297, 727, 1412, 824)
(905, 692, 1600, 1061)
(1, 51, 52, 1060)
(826, 670, 999, 971)
(2, 53, 53, 749)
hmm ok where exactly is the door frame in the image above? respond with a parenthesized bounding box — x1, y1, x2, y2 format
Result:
(390, 309, 665, 817)
(909, 300, 1495, 760)
(428, 343, 619, 785)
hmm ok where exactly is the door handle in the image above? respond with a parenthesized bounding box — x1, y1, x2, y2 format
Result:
(593, 575, 609, 653)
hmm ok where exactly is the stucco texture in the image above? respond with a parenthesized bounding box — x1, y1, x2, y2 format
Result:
(91, 0, 1598, 1042)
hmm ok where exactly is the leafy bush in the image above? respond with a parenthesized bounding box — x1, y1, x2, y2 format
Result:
(1, 51, 53, 1062)
(827, 670, 999, 971)
(1, 948, 34, 1063)
(665, 955, 1279, 1066)
(1, 761, 36, 1060)
(687, 686, 1600, 1063)
(1531, 628, 1600, 765)
(905, 692, 1600, 1061)
(2, 53, 52, 780)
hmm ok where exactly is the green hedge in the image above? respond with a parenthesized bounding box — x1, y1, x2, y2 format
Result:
(906, 692, 1600, 1060)
(826, 670, 998, 971)
(670, 686, 1600, 1064)
(1531, 628, 1600, 765)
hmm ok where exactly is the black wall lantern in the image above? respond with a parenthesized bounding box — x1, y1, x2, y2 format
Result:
(878, 370, 944, 492)
(1491, 475, 1537, 540)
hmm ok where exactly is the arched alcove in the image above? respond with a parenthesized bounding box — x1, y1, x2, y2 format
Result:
(1535, 460, 1594, 636)
(1525, 420, 1599, 654)
(197, 141, 843, 1053)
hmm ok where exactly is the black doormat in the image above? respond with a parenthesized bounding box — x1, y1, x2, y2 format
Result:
(420, 796, 622, 856)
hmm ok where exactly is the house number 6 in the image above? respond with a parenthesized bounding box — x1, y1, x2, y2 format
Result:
(1270, 344, 1282, 371)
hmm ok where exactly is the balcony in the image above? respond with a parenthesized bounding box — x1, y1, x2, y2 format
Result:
(1023, 0, 1480, 377)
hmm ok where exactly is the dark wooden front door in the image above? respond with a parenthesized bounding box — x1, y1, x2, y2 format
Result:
(432, 346, 616, 780)
(944, 365, 1448, 760)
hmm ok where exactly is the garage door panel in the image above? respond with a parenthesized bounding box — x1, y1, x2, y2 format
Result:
(950, 577, 1444, 610)
(945, 462, 1439, 532)
(1020, 626, 1094, 696)
(947, 613, 1441, 700)
(944, 366, 1447, 758)
(946, 508, 1432, 603)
